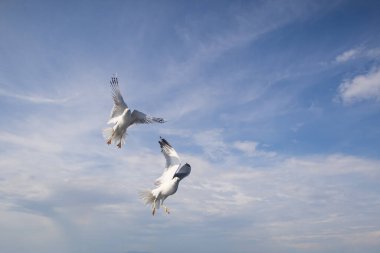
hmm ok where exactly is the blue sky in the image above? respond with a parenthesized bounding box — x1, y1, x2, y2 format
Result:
(1, 0, 380, 252)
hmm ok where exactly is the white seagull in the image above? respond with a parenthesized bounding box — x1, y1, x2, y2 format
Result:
(103, 75, 166, 148)
(140, 137, 191, 215)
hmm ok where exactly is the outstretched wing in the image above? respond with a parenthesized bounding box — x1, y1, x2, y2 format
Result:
(159, 137, 180, 168)
(109, 76, 128, 119)
(131, 110, 165, 124)
(154, 137, 181, 186)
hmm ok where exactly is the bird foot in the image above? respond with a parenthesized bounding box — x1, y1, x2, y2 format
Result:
(152, 208, 156, 216)
(165, 207, 170, 214)
(107, 139, 112, 145)
(117, 143, 121, 148)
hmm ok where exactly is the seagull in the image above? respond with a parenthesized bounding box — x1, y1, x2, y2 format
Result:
(140, 137, 191, 215)
(103, 75, 166, 148)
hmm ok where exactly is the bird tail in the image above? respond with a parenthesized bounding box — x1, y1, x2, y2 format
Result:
(139, 190, 160, 209)
(102, 127, 114, 141)
(139, 190, 155, 205)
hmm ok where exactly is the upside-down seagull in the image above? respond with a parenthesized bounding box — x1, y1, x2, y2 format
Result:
(103, 75, 166, 148)
(140, 137, 191, 215)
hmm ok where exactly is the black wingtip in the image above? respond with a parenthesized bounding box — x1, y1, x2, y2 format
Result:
(159, 137, 172, 148)
(110, 76, 118, 84)
(153, 118, 166, 123)
(110, 73, 119, 86)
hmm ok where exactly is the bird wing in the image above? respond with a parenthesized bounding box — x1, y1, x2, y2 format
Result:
(173, 163, 191, 181)
(154, 137, 181, 186)
(131, 110, 166, 124)
(109, 76, 128, 119)
(154, 164, 180, 187)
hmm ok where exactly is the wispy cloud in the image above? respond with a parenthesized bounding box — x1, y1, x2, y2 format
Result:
(335, 48, 362, 63)
(337, 67, 380, 104)
(366, 48, 380, 59)
(150, 0, 334, 122)
(193, 129, 228, 160)
(335, 46, 380, 63)
(0, 88, 75, 104)
(233, 140, 277, 158)
(0, 131, 63, 153)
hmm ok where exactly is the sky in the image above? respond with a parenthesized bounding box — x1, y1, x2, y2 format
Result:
(1, 0, 380, 252)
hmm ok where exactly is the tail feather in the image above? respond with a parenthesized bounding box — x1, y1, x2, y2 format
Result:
(102, 127, 113, 141)
(139, 190, 160, 209)
(103, 127, 127, 147)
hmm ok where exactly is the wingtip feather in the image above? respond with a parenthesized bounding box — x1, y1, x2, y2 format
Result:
(159, 137, 172, 148)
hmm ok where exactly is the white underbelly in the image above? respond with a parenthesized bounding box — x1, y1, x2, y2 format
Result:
(160, 181, 179, 197)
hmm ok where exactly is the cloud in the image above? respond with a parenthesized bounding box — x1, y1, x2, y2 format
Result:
(366, 48, 380, 59)
(337, 67, 380, 104)
(335, 48, 362, 63)
(282, 154, 380, 176)
(0, 88, 75, 104)
(148, 0, 334, 123)
(175, 153, 380, 253)
(233, 140, 277, 158)
(193, 129, 228, 160)
(335, 47, 380, 63)
(0, 131, 63, 153)
(233, 140, 259, 154)
(1, 111, 380, 252)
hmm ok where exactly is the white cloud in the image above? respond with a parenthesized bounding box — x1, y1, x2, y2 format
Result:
(233, 140, 277, 158)
(0, 88, 75, 104)
(337, 68, 380, 104)
(1, 113, 380, 252)
(0, 131, 63, 153)
(193, 129, 228, 160)
(234, 140, 259, 154)
(335, 47, 380, 63)
(283, 154, 380, 176)
(335, 48, 361, 63)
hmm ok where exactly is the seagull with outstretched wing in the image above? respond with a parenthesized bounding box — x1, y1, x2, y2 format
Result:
(103, 75, 166, 148)
(140, 137, 191, 215)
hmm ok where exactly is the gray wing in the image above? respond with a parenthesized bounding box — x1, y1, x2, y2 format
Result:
(173, 163, 191, 181)
(109, 76, 128, 119)
(131, 110, 166, 124)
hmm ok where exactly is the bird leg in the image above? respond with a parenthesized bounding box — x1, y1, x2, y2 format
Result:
(161, 199, 170, 214)
(152, 199, 157, 216)
(107, 130, 115, 145)
(162, 205, 170, 214)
